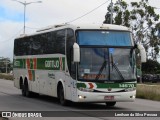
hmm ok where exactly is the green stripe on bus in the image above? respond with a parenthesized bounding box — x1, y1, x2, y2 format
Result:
(30, 59, 33, 69)
(37, 57, 65, 70)
(13, 57, 65, 71)
(32, 70, 35, 81)
(13, 59, 26, 68)
(77, 83, 86, 88)
(77, 83, 136, 89)
(96, 83, 136, 88)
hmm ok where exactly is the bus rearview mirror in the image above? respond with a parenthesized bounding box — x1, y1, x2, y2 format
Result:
(73, 43, 80, 62)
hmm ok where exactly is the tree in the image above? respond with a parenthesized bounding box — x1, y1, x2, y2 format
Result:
(104, 0, 130, 26)
(142, 59, 160, 74)
(104, 0, 160, 60)
(131, 0, 160, 60)
(0, 57, 12, 73)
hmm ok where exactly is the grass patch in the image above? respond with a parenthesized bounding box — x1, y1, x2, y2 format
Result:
(136, 84, 160, 101)
(142, 82, 160, 85)
(0, 73, 13, 80)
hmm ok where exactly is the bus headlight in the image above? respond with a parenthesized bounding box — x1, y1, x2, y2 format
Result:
(125, 87, 136, 92)
(78, 87, 94, 92)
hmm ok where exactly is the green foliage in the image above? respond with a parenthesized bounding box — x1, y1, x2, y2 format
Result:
(129, 0, 160, 60)
(104, 0, 160, 60)
(142, 59, 160, 74)
(104, 12, 111, 24)
(131, 2, 139, 7)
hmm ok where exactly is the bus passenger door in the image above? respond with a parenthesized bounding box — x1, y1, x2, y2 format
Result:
(66, 28, 77, 101)
(65, 71, 72, 100)
(66, 61, 77, 101)
(65, 66, 77, 102)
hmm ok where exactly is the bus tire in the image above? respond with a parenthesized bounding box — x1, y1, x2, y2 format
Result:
(22, 84, 26, 96)
(22, 79, 32, 97)
(58, 84, 67, 106)
(19, 77, 23, 89)
(105, 102, 116, 107)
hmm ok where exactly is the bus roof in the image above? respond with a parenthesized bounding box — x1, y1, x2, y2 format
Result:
(15, 23, 131, 39)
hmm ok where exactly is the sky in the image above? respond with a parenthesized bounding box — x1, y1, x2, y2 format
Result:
(0, 0, 160, 60)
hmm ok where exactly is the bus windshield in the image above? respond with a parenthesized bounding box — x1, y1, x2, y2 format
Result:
(78, 48, 136, 81)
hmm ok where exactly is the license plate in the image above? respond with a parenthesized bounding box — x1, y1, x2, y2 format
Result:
(104, 96, 114, 100)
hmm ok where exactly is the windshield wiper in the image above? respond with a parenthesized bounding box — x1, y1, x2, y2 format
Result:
(95, 49, 108, 81)
(95, 60, 107, 81)
(111, 54, 125, 81)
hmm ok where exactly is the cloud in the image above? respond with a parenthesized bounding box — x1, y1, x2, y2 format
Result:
(0, 0, 159, 60)
(0, 20, 23, 59)
(0, 5, 24, 22)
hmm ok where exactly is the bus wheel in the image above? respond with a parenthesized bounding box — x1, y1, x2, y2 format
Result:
(22, 84, 26, 96)
(20, 78, 23, 89)
(59, 85, 67, 106)
(106, 102, 116, 107)
(23, 80, 32, 97)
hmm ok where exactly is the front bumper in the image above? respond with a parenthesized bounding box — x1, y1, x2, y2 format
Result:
(74, 90, 136, 103)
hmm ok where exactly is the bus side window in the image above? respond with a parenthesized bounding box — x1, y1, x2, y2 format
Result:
(55, 30, 65, 54)
(21, 38, 28, 56)
(66, 29, 76, 79)
(41, 33, 48, 54)
(14, 39, 20, 56)
(46, 32, 54, 54)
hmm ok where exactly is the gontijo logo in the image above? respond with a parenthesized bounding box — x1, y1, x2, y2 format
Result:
(45, 60, 59, 68)
(44, 57, 64, 70)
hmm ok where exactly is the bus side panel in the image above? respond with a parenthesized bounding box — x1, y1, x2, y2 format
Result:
(31, 70, 67, 98)
(13, 68, 20, 89)
(37, 70, 57, 96)
(30, 70, 39, 94)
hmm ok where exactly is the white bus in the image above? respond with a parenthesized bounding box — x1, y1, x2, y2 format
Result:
(13, 24, 146, 106)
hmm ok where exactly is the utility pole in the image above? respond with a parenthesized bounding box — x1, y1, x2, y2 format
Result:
(12, 0, 42, 34)
(5, 59, 8, 74)
(110, 0, 113, 24)
(139, 59, 142, 83)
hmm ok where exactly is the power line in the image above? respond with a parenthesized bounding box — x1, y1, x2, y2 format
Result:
(26, 26, 40, 30)
(0, 27, 23, 43)
(66, 0, 110, 24)
(1, 0, 110, 43)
